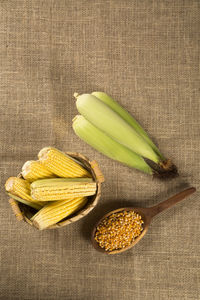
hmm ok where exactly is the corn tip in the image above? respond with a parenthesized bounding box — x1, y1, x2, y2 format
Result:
(38, 147, 53, 160)
(73, 92, 79, 99)
(5, 177, 15, 192)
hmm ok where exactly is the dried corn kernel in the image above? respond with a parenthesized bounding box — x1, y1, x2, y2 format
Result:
(95, 210, 143, 252)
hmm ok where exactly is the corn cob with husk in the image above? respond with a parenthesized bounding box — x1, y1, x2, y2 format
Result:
(31, 178, 96, 201)
(91, 91, 164, 159)
(22, 160, 55, 182)
(38, 147, 91, 178)
(73, 115, 153, 174)
(5, 177, 45, 209)
(75, 93, 159, 163)
(73, 92, 177, 178)
(31, 196, 87, 230)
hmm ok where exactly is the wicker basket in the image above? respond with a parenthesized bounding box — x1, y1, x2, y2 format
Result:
(8, 152, 104, 229)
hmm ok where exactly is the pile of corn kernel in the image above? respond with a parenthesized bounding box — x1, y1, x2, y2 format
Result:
(95, 210, 144, 252)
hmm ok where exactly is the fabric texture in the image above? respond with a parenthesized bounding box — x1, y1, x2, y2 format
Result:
(0, 0, 199, 299)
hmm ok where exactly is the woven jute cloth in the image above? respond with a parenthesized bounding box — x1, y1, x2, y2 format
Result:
(0, 1, 199, 299)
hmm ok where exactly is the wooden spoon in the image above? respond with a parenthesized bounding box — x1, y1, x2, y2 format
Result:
(91, 187, 196, 255)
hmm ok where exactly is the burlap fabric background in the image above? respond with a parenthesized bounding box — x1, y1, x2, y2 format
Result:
(0, 1, 199, 299)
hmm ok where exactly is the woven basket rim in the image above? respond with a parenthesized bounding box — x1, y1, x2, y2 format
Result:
(9, 152, 104, 230)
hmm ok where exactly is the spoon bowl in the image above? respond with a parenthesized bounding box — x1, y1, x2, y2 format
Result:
(91, 187, 196, 255)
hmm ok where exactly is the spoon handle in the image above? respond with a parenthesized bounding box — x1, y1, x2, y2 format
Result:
(149, 187, 196, 218)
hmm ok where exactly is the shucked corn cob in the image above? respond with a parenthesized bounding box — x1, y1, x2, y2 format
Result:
(38, 147, 91, 178)
(5, 177, 45, 207)
(31, 178, 96, 201)
(73, 115, 153, 174)
(32, 197, 88, 230)
(22, 160, 55, 182)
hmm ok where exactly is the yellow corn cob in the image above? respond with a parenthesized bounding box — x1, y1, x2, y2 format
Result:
(32, 197, 88, 230)
(31, 178, 96, 201)
(22, 160, 55, 182)
(5, 177, 45, 206)
(38, 147, 91, 178)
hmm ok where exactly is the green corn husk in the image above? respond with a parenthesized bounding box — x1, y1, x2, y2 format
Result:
(73, 115, 153, 174)
(75, 93, 160, 163)
(7, 193, 42, 210)
(73, 92, 178, 178)
(92, 91, 164, 159)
